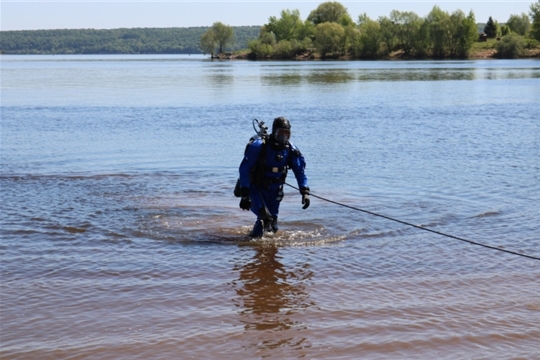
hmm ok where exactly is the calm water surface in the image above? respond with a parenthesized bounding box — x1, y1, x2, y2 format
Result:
(1, 55, 540, 359)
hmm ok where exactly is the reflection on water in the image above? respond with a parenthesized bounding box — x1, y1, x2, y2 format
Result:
(260, 68, 478, 85)
(261, 73, 303, 86)
(356, 68, 476, 81)
(232, 244, 314, 352)
(307, 70, 356, 84)
(205, 72, 235, 89)
(259, 66, 540, 85)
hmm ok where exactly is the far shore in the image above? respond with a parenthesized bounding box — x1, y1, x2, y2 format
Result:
(213, 47, 540, 61)
(2, 48, 539, 59)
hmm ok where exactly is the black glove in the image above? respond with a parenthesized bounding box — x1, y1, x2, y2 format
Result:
(240, 197, 251, 211)
(239, 188, 251, 211)
(300, 187, 310, 210)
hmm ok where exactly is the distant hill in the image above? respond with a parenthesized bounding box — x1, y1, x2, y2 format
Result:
(0, 26, 261, 54)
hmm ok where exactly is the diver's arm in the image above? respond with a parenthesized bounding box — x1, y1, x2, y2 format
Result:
(239, 139, 263, 189)
(288, 143, 308, 191)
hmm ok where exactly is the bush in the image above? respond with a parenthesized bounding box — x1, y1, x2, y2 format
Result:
(495, 34, 525, 58)
(248, 39, 274, 58)
(524, 37, 539, 49)
(273, 40, 294, 58)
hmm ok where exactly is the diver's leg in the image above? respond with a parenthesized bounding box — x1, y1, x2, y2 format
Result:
(248, 187, 265, 237)
(264, 186, 282, 233)
(249, 218, 264, 238)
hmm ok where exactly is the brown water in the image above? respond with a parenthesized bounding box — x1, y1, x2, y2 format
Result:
(1, 55, 540, 359)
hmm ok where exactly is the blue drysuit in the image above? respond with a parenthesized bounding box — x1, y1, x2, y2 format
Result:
(239, 137, 308, 221)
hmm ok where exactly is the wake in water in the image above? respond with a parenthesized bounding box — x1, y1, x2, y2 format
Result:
(139, 211, 347, 247)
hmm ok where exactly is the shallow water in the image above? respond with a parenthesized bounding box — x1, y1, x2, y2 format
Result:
(1, 55, 540, 359)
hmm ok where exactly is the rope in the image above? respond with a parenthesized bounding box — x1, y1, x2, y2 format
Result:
(285, 183, 540, 261)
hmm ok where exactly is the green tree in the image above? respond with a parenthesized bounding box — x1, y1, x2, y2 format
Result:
(452, 10, 478, 58)
(308, 2, 351, 25)
(414, 20, 431, 58)
(462, 11, 479, 57)
(484, 16, 498, 38)
(506, 13, 531, 35)
(345, 25, 362, 57)
(265, 9, 304, 42)
(357, 14, 381, 58)
(297, 20, 316, 42)
(314, 22, 345, 57)
(390, 10, 423, 55)
(529, 1, 540, 41)
(200, 29, 217, 55)
(378, 16, 397, 55)
(211, 22, 235, 54)
(426, 6, 451, 58)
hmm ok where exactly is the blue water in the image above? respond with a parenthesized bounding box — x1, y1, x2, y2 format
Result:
(1, 55, 539, 359)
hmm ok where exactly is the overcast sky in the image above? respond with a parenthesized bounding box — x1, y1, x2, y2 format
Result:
(1, 1, 534, 31)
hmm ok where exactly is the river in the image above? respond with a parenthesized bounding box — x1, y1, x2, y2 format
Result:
(1, 54, 539, 359)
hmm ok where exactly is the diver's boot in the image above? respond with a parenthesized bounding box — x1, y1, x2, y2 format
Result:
(270, 216, 279, 233)
(249, 220, 264, 238)
(263, 218, 273, 233)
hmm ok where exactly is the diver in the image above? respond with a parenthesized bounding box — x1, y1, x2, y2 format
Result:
(237, 117, 310, 238)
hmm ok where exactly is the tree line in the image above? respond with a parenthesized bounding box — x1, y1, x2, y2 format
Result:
(2, 1, 539, 58)
(0, 26, 260, 54)
(201, 1, 540, 59)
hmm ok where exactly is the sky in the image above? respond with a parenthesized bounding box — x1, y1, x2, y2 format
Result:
(1, 1, 535, 31)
